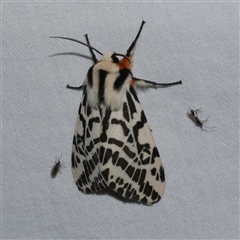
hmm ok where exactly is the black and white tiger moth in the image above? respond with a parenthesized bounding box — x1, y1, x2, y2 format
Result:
(51, 21, 182, 205)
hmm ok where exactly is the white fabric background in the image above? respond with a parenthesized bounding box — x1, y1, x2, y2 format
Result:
(2, 1, 239, 239)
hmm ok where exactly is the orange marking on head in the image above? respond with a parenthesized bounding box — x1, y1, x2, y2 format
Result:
(118, 63, 125, 70)
(120, 57, 131, 70)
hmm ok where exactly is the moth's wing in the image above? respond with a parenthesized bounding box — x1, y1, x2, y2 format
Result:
(71, 90, 107, 193)
(99, 86, 165, 204)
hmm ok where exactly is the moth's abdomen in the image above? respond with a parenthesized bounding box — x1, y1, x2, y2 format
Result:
(86, 60, 132, 111)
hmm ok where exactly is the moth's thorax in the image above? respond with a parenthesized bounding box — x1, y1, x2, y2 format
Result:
(86, 54, 132, 111)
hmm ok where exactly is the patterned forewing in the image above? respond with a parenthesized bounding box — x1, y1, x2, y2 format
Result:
(71, 89, 107, 193)
(99, 86, 165, 204)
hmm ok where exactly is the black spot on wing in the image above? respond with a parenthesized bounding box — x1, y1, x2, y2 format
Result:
(123, 145, 136, 158)
(93, 138, 100, 145)
(88, 158, 96, 171)
(160, 166, 165, 182)
(72, 133, 85, 159)
(86, 141, 94, 153)
(143, 181, 153, 197)
(102, 168, 110, 181)
(71, 152, 76, 168)
(76, 155, 81, 164)
(140, 197, 148, 204)
(90, 183, 97, 192)
(86, 106, 92, 117)
(151, 189, 160, 201)
(151, 147, 160, 164)
(127, 135, 134, 143)
(123, 102, 130, 122)
(76, 132, 84, 146)
(92, 152, 99, 165)
(117, 187, 124, 195)
(85, 188, 91, 194)
(116, 158, 128, 170)
(99, 146, 105, 164)
(126, 184, 132, 193)
(82, 160, 91, 182)
(80, 171, 88, 186)
(76, 179, 83, 188)
(140, 109, 147, 124)
(102, 148, 112, 166)
(153, 147, 160, 157)
(119, 178, 124, 185)
(132, 169, 141, 183)
(78, 107, 86, 138)
(101, 108, 111, 142)
(151, 168, 156, 176)
(108, 138, 123, 148)
(111, 151, 119, 165)
(116, 177, 120, 183)
(143, 147, 151, 155)
(125, 165, 135, 178)
(142, 156, 150, 165)
(138, 169, 147, 192)
(78, 146, 84, 157)
(131, 191, 139, 201)
(125, 188, 136, 198)
(109, 182, 116, 189)
(125, 185, 134, 198)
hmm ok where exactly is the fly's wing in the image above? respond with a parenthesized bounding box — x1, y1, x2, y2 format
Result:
(99, 86, 165, 204)
(71, 89, 107, 193)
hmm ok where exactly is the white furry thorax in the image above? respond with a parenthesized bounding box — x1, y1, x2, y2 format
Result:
(86, 51, 132, 111)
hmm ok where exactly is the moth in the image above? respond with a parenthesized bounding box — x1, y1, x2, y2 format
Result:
(51, 155, 64, 178)
(51, 21, 182, 204)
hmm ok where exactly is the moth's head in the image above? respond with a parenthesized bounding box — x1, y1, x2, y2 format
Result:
(101, 50, 120, 63)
